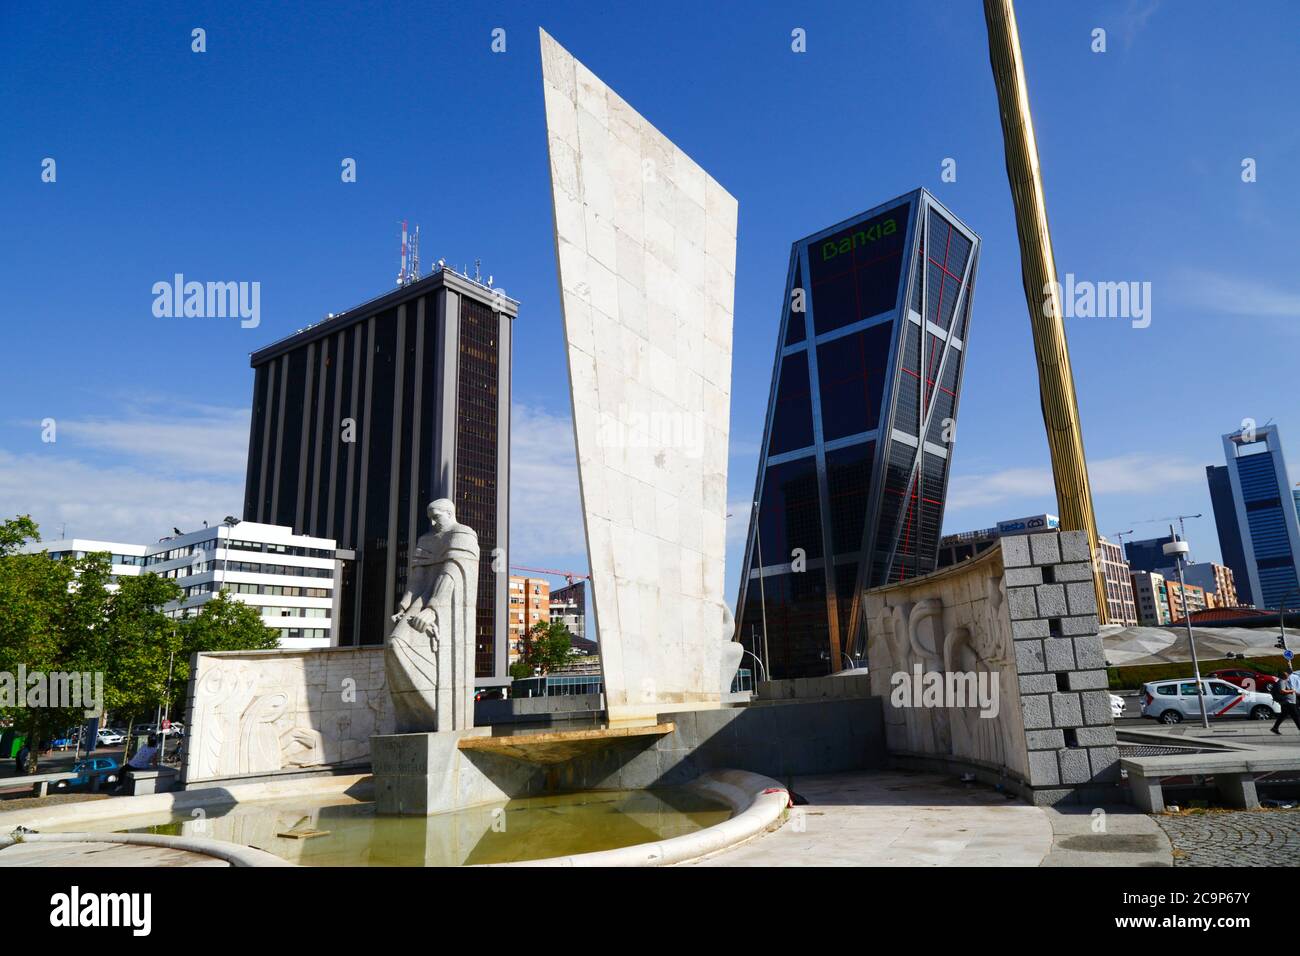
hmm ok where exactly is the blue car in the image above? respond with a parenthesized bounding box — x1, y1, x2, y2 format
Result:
(55, 755, 121, 790)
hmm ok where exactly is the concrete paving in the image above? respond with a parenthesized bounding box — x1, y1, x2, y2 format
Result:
(688, 770, 1053, 866)
(1039, 805, 1172, 866)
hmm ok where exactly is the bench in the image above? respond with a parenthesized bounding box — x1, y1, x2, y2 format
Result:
(125, 767, 179, 796)
(1120, 749, 1300, 812)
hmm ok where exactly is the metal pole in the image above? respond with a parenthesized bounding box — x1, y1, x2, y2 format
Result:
(982, 0, 1108, 623)
(753, 500, 771, 678)
(1278, 591, 1300, 658)
(1168, 526, 1209, 729)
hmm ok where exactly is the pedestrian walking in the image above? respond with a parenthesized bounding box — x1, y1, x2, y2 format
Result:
(1270, 667, 1300, 734)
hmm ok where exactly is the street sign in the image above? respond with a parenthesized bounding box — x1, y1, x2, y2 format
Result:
(1284, 650, 1293, 661)
(161, 718, 171, 730)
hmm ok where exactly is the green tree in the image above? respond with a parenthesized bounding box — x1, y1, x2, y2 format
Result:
(516, 619, 575, 677)
(0, 517, 112, 771)
(103, 573, 183, 742)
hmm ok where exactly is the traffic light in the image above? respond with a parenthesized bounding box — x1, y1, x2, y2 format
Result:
(1277, 634, 1288, 650)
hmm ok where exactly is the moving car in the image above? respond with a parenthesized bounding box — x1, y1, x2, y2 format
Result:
(1140, 678, 1279, 724)
(96, 728, 124, 746)
(1110, 694, 1126, 719)
(1207, 667, 1279, 693)
(54, 755, 121, 791)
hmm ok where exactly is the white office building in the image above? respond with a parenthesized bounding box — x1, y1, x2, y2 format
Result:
(31, 520, 350, 650)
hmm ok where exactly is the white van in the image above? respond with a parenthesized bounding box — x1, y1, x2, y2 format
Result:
(1140, 678, 1279, 724)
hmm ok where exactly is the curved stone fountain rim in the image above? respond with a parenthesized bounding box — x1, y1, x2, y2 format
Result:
(0, 770, 789, 868)
(481, 770, 790, 867)
(0, 829, 294, 867)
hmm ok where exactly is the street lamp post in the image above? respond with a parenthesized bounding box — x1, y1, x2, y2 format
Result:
(1278, 590, 1300, 656)
(752, 499, 771, 679)
(1164, 527, 1209, 730)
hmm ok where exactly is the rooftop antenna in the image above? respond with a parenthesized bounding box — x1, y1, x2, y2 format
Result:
(474, 258, 482, 283)
(411, 225, 421, 282)
(397, 220, 409, 287)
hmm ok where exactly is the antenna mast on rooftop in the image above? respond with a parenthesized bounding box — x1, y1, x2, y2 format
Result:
(397, 220, 408, 287)
(396, 220, 422, 286)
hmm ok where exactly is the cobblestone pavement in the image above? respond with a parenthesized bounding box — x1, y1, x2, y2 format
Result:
(1155, 810, 1300, 866)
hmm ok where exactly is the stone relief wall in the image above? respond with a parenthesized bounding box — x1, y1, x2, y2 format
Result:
(864, 530, 1119, 804)
(864, 546, 1028, 782)
(182, 647, 393, 785)
(540, 29, 739, 723)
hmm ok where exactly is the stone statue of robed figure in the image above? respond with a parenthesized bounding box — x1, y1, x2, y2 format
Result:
(385, 498, 480, 733)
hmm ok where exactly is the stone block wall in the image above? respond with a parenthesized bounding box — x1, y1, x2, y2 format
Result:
(1001, 529, 1119, 802)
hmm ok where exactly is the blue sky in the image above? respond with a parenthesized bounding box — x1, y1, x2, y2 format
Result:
(2, 1, 1298, 606)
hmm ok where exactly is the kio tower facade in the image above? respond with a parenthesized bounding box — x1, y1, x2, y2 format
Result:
(243, 268, 516, 684)
(736, 189, 980, 678)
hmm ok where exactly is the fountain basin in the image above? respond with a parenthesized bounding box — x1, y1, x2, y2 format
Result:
(0, 770, 788, 867)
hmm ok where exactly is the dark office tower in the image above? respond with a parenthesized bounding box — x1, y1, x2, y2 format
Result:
(1217, 425, 1300, 610)
(736, 189, 980, 678)
(1207, 464, 1254, 606)
(1123, 535, 1174, 575)
(244, 269, 517, 684)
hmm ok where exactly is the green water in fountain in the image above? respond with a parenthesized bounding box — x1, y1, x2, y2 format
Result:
(52, 789, 730, 866)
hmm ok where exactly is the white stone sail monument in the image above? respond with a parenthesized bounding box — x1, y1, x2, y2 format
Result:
(540, 29, 740, 724)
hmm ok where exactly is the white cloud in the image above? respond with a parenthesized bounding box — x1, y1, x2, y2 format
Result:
(1, 400, 250, 542)
(1176, 270, 1300, 320)
(947, 453, 1204, 513)
(726, 498, 754, 547)
(508, 403, 587, 569)
(1119, 0, 1162, 47)
(0, 449, 243, 544)
(18, 401, 250, 477)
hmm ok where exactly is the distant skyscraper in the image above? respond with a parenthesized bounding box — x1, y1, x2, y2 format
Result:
(736, 189, 980, 678)
(1207, 464, 1255, 606)
(1123, 535, 1174, 575)
(1217, 424, 1300, 611)
(243, 268, 517, 683)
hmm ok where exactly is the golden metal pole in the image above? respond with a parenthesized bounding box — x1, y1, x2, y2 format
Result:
(983, 0, 1109, 623)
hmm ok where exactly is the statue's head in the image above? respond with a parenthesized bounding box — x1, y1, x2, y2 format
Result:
(428, 498, 456, 531)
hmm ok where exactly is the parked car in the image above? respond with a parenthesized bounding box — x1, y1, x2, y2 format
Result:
(54, 755, 121, 791)
(1207, 667, 1279, 693)
(1110, 694, 1126, 719)
(95, 728, 124, 746)
(1140, 678, 1280, 724)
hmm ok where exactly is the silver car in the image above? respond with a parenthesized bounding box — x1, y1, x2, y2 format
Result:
(1140, 678, 1279, 724)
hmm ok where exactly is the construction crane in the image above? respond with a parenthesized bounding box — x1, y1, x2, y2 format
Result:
(509, 564, 590, 586)
(1132, 513, 1202, 541)
(1108, 529, 1134, 550)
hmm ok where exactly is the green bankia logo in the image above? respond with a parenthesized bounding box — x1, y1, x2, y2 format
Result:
(821, 217, 897, 262)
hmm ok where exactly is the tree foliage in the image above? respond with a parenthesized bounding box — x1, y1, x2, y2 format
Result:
(0, 515, 284, 770)
(515, 619, 576, 677)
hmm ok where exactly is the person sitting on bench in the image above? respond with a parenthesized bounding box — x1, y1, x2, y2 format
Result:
(120, 734, 160, 791)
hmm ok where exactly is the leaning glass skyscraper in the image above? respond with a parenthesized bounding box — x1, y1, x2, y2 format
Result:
(735, 189, 980, 678)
